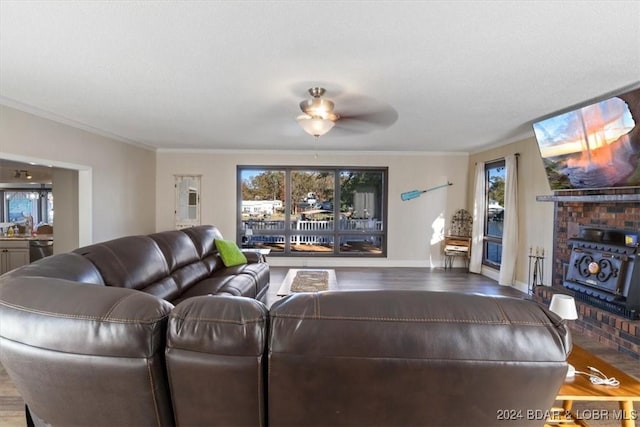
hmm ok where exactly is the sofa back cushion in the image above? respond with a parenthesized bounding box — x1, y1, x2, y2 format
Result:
(2, 252, 105, 285)
(166, 295, 268, 426)
(181, 225, 224, 259)
(74, 235, 170, 291)
(67, 226, 231, 301)
(180, 225, 228, 275)
(150, 230, 200, 271)
(149, 229, 213, 298)
(268, 290, 570, 427)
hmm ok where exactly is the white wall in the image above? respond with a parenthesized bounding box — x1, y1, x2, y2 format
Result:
(0, 106, 157, 245)
(50, 168, 78, 253)
(156, 150, 469, 267)
(467, 137, 554, 291)
(0, 103, 553, 277)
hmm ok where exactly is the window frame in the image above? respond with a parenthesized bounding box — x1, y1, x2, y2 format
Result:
(237, 166, 388, 257)
(482, 159, 505, 269)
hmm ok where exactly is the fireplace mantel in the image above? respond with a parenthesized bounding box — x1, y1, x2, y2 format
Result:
(536, 193, 640, 203)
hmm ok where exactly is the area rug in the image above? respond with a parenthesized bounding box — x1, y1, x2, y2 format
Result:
(290, 270, 329, 292)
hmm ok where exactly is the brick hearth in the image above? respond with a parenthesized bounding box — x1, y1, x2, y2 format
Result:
(534, 286, 640, 360)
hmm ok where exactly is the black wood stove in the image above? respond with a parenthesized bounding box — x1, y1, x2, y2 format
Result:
(564, 227, 640, 319)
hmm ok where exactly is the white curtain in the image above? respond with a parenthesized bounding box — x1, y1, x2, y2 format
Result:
(469, 162, 485, 273)
(498, 154, 519, 285)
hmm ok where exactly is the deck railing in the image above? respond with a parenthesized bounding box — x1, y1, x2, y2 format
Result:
(243, 219, 383, 245)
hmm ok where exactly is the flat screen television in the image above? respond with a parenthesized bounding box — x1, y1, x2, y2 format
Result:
(533, 87, 640, 190)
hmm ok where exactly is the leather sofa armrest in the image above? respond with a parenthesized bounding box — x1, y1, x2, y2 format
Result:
(0, 276, 175, 426)
(243, 251, 264, 263)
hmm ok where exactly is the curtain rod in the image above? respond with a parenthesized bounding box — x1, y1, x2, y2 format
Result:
(475, 152, 519, 165)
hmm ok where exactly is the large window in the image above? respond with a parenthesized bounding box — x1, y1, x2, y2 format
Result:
(237, 166, 387, 257)
(483, 160, 505, 268)
(2, 189, 53, 226)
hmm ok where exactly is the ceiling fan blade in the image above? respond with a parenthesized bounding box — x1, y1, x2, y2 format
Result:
(332, 93, 399, 134)
(332, 109, 399, 135)
(340, 109, 399, 127)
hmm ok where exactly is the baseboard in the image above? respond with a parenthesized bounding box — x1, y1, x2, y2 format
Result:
(512, 280, 529, 295)
(267, 258, 442, 268)
(481, 266, 499, 281)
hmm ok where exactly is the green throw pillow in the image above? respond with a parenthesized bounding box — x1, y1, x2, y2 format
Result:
(215, 239, 248, 267)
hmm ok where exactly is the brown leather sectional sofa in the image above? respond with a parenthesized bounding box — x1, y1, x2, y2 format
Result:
(0, 225, 571, 427)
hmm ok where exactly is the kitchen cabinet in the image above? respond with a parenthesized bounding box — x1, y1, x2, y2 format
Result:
(0, 240, 30, 274)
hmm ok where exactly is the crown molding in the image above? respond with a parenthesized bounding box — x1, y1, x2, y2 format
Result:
(0, 97, 156, 152)
(156, 148, 470, 156)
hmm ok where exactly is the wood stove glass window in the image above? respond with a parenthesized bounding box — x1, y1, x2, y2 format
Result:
(483, 160, 505, 269)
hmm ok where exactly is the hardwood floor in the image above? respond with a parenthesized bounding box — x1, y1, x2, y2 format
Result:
(1, 267, 638, 427)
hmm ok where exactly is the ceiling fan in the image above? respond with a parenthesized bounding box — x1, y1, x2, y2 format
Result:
(295, 87, 398, 139)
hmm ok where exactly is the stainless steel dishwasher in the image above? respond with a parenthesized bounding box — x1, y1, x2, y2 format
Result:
(29, 240, 54, 262)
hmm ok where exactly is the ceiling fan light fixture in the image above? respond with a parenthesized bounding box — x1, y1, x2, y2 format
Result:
(297, 115, 335, 137)
(300, 98, 335, 119)
(297, 87, 338, 138)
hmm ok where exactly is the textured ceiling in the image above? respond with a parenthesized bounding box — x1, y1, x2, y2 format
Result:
(1, 1, 639, 153)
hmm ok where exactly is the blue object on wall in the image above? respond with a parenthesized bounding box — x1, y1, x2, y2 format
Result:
(400, 182, 452, 201)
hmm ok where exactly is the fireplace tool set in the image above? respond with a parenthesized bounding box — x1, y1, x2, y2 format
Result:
(528, 246, 545, 295)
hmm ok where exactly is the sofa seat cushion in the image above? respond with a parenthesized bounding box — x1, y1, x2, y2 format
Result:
(213, 263, 270, 295)
(142, 276, 180, 301)
(172, 276, 233, 304)
(220, 274, 258, 298)
(170, 261, 211, 294)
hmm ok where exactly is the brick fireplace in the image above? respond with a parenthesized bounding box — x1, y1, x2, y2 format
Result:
(534, 187, 640, 360)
